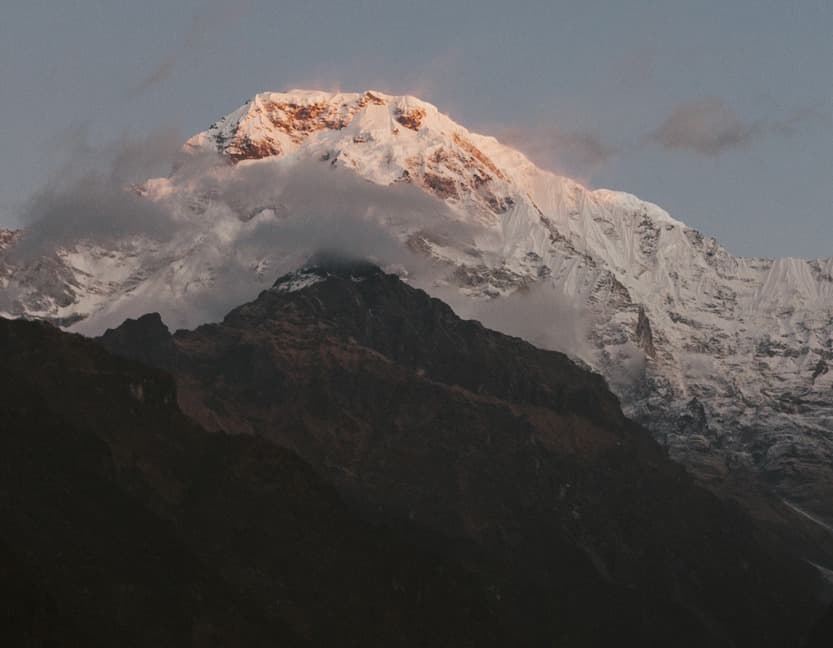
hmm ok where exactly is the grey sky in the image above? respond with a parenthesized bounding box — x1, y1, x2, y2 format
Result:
(1, 0, 830, 258)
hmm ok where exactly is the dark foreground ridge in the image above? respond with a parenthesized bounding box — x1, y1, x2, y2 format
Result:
(1, 317, 515, 646)
(94, 261, 833, 646)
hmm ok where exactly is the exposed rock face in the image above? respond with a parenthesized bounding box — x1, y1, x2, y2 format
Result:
(98, 262, 831, 647)
(188, 91, 389, 162)
(636, 304, 656, 358)
(1, 317, 531, 647)
(0, 229, 19, 250)
(395, 105, 426, 130)
(3, 89, 833, 537)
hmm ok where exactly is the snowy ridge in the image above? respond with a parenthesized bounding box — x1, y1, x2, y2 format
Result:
(1, 90, 832, 520)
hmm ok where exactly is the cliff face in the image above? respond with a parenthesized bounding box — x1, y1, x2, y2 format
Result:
(98, 262, 829, 646)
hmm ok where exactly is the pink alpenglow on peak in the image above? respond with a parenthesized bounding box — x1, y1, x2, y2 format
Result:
(3, 90, 833, 525)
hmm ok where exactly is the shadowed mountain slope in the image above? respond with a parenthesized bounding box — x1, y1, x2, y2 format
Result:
(99, 260, 831, 646)
(0, 317, 529, 647)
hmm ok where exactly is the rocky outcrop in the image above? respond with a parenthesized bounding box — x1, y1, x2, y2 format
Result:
(394, 105, 425, 130)
(635, 305, 656, 358)
(98, 262, 831, 647)
(0, 229, 19, 250)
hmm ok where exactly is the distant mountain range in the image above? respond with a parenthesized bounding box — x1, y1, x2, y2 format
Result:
(2, 89, 832, 575)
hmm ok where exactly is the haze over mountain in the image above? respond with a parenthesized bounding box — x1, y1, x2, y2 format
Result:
(2, 90, 832, 542)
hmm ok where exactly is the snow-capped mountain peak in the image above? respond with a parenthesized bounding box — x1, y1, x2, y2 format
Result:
(2, 89, 832, 526)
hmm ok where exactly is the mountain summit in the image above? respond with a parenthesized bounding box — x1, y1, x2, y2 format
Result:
(2, 89, 832, 530)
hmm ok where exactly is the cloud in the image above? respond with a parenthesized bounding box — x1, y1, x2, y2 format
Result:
(498, 125, 616, 178)
(43, 125, 185, 187)
(435, 281, 594, 360)
(13, 178, 181, 260)
(11, 129, 187, 259)
(648, 98, 752, 156)
(125, 0, 248, 98)
(604, 341, 647, 391)
(648, 98, 827, 157)
(16, 135, 466, 251)
(127, 56, 178, 98)
(0, 203, 15, 229)
(9, 128, 483, 333)
(7, 127, 594, 364)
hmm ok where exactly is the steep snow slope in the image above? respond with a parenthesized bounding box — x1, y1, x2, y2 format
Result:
(1, 90, 831, 521)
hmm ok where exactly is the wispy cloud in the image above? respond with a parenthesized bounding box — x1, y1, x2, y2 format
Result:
(498, 126, 616, 178)
(125, 1, 247, 98)
(127, 56, 179, 98)
(648, 98, 828, 157)
(8, 129, 483, 333)
(11, 128, 186, 258)
(8, 125, 599, 357)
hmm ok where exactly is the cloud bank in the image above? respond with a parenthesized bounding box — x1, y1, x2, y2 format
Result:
(6, 125, 598, 366)
(434, 280, 595, 362)
(7, 127, 488, 334)
(499, 125, 616, 178)
(648, 98, 826, 157)
(12, 129, 185, 259)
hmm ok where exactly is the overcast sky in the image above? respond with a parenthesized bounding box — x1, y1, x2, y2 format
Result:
(1, 0, 830, 258)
